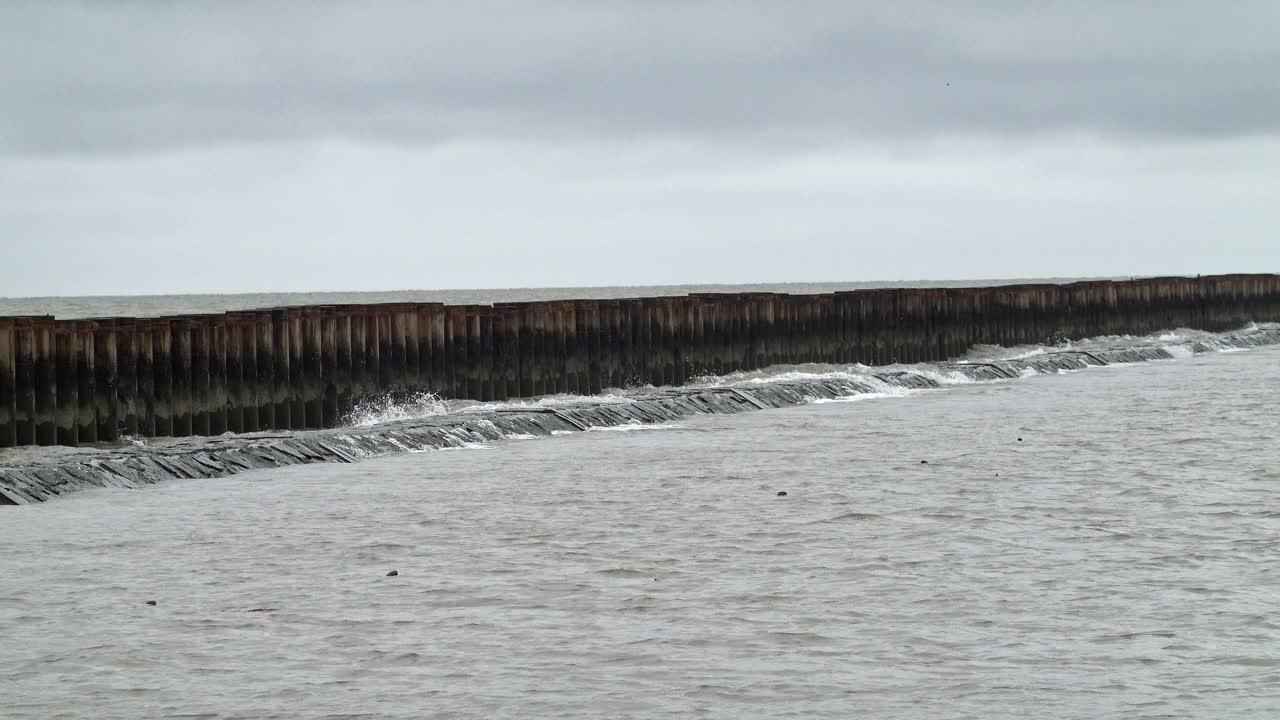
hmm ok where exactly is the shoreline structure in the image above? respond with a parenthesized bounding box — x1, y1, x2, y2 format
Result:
(1, 322, 1278, 504)
(1, 274, 1278, 452)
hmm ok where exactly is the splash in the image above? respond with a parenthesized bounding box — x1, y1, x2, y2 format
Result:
(343, 390, 449, 427)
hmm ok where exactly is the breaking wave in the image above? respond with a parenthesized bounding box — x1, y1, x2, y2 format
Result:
(343, 390, 449, 427)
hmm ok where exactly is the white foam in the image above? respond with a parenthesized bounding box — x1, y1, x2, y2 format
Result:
(907, 367, 979, 386)
(345, 391, 449, 427)
(739, 368, 866, 385)
(436, 443, 494, 452)
(697, 364, 870, 387)
(812, 391, 913, 405)
(585, 422, 684, 433)
(462, 392, 635, 414)
(859, 378, 924, 397)
(1009, 347, 1049, 360)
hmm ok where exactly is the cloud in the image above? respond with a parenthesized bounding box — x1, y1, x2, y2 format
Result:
(2, 134, 1276, 297)
(3, 1, 1279, 156)
(1, 3, 1276, 298)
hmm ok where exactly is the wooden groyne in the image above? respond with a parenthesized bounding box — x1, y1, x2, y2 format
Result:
(1, 274, 1278, 448)
(2, 324, 1278, 505)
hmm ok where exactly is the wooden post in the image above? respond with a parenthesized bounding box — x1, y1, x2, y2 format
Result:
(638, 299, 656, 386)
(0, 318, 14, 448)
(237, 313, 260, 433)
(537, 303, 555, 395)
(415, 304, 436, 396)
(404, 304, 421, 392)
(10, 319, 35, 446)
(31, 318, 57, 446)
(476, 308, 495, 401)
(376, 308, 393, 391)
(223, 315, 243, 434)
(187, 317, 210, 437)
(207, 315, 228, 436)
(670, 298, 687, 386)
(303, 308, 323, 429)
(254, 311, 275, 430)
(348, 307, 367, 412)
(426, 304, 447, 399)
(170, 318, 192, 437)
(691, 295, 722, 375)
(466, 307, 485, 400)
(331, 307, 352, 423)
(288, 309, 305, 428)
(365, 306, 383, 401)
(615, 301, 631, 386)
(74, 321, 97, 444)
(578, 300, 601, 395)
(442, 306, 461, 398)
(54, 324, 78, 446)
(135, 319, 157, 437)
(388, 304, 407, 392)
(95, 319, 124, 442)
(271, 309, 292, 429)
(559, 302, 578, 395)
(493, 306, 517, 400)
(511, 304, 534, 397)
(315, 306, 336, 427)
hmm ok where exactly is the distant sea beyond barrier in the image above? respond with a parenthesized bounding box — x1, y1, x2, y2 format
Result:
(0, 274, 1277, 449)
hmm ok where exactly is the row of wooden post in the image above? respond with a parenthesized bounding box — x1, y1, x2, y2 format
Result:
(1, 274, 1278, 447)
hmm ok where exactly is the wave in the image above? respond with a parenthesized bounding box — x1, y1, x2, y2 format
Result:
(343, 390, 449, 427)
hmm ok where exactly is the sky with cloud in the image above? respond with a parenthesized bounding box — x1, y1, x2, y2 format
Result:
(2, 1, 1277, 296)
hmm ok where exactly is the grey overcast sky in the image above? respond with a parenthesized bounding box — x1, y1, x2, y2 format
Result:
(1, 1, 1277, 297)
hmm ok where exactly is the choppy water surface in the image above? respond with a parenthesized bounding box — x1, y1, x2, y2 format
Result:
(2, 345, 1279, 719)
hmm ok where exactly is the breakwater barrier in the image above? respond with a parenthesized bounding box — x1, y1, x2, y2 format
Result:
(2, 323, 1277, 505)
(1, 274, 1278, 449)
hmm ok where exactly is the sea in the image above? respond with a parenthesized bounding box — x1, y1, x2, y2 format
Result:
(2, 282, 1278, 719)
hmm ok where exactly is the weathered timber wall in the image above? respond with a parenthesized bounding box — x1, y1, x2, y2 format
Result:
(1, 274, 1278, 447)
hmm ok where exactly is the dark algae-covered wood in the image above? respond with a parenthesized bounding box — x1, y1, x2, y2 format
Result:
(0, 274, 1278, 448)
(2, 324, 1277, 504)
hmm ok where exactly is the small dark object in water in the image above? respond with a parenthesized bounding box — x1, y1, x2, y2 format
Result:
(920, 460, 929, 464)
(386, 570, 399, 577)
(777, 491, 787, 496)
(996, 473, 1000, 477)
(247, 608, 277, 613)
(145, 600, 156, 606)
(1017, 437, 1023, 442)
